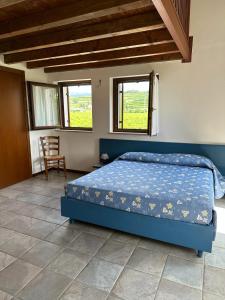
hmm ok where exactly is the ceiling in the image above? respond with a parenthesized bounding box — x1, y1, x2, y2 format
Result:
(0, 0, 192, 73)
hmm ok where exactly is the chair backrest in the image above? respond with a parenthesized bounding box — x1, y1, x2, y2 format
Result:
(40, 136, 60, 157)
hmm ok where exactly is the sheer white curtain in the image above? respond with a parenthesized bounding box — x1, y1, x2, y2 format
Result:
(150, 73, 159, 136)
(33, 85, 60, 127)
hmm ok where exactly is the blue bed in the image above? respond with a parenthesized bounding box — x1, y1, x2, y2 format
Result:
(66, 152, 223, 225)
(61, 141, 225, 257)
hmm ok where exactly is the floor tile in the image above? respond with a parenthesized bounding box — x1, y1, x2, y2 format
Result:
(155, 278, 202, 300)
(163, 255, 203, 289)
(0, 259, 40, 295)
(0, 228, 17, 246)
(4, 215, 57, 239)
(15, 192, 52, 206)
(21, 240, 61, 268)
(0, 211, 17, 226)
(48, 248, 91, 278)
(0, 232, 39, 257)
(138, 238, 174, 254)
(31, 186, 63, 198)
(9, 182, 45, 194)
(203, 292, 224, 300)
(44, 198, 61, 210)
(96, 240, 135, 265)
(0, 188, 24, 199)
(15, 203, 39, 217)
(0, 290, 13, 300)
(203, 292, 225, 300)
(169, 246, 204, 263)
(0, 200, 28, 214)
(68, 232, 106, 256)
(110, 232, 139, 245)
(204, 266, 225, 297)
(78, 257, 123, 292)
(107, 295, 123, 300)
(17, 270, 71, 300)
(0, 251, 16, 271)
(60, 280, 108, 300)
(214, 232, 225, 249)
(79, 224, 113, 239)
(205, 246, 225, 269)
(127, 247, 167, 276)
(112, 267, 159, 300)
(45, 226, 81, 246)
(0, 195, 8, 203)
(24, 206, 67, 225)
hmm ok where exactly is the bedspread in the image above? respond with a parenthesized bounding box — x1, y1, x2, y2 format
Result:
(66, 153, 225, 225)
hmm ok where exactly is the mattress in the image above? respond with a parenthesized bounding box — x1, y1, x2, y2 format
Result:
(66, 158, 215, 225)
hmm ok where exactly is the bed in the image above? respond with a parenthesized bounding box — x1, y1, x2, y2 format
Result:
(61, 140, 225, 257)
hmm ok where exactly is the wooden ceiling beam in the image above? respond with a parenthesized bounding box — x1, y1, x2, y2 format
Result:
(0, 0, 24, 8)
(27, 42, 177, 69)
(0, 0, 152, 38)
(152, 0, 191, 61)
(4, 29, 172, 64)
(44, 52, 181, 73)
(0, 11, 164, 53)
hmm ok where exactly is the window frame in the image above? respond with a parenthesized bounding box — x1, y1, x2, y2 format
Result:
(113, 75, 153, 134)
(59, 80, 93, 131)
(27, 81, 61, 130)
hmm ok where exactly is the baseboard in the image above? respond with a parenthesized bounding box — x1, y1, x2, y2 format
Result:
(32, 168, 89, 177)
(32, 170, 44, 177)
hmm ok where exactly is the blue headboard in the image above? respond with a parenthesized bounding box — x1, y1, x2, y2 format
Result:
(100, 138, 225, 176)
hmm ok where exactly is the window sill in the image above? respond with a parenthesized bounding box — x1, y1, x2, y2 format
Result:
(109, 131, 148, 136)
(55, 129, 93, 133)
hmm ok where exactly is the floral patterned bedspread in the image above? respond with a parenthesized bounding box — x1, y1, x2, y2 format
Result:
(66, 153, 225, 225)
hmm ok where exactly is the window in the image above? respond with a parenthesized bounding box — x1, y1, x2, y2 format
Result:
(27, 82, 60, 130)
(113, 73, 158, 135)
(59, 81, 93, 130)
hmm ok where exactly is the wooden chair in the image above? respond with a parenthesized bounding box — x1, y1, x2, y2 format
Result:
(40, 136, 67, 179)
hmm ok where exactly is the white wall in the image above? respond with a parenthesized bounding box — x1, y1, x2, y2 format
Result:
(47, 0, 225, 172)
(0, 57, 54, 174)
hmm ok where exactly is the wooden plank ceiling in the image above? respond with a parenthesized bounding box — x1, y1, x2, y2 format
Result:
(0, 0, 192, 73)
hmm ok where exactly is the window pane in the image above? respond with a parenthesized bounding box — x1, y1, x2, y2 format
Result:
(67, 84, 92, 128)
(32, 85, 60, 127)
(121, 81, 149, 130)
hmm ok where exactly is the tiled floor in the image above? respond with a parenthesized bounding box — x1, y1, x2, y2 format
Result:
(0, 171, 225, 300)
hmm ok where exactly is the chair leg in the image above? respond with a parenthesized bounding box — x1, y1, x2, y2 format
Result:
(63, 158, 67, 179)
(44, 158, 49, 180)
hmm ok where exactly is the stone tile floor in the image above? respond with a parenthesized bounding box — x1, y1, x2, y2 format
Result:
(0, 171, 224, 299)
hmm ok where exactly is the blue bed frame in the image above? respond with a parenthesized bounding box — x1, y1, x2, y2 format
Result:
(61, 138, 225, 257)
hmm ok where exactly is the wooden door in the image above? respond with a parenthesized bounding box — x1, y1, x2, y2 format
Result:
(0, 66, 32, 188)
